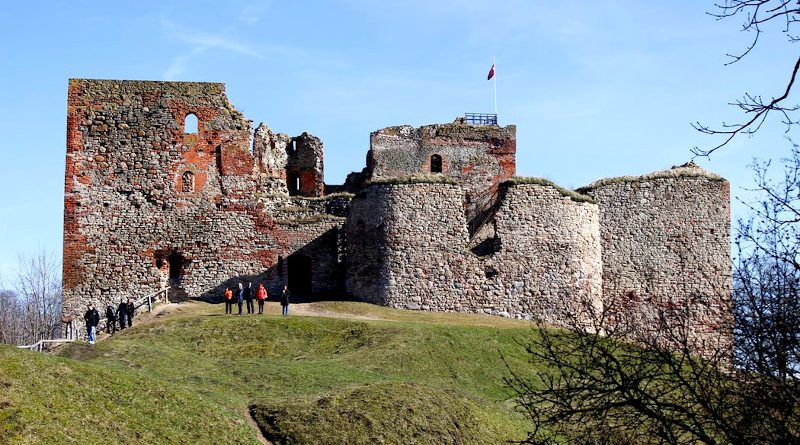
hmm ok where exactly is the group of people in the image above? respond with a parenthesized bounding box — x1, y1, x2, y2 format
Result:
(83, 283, 292, 345)
(83, 298, 135, 345)
(224, 282, 291, 316)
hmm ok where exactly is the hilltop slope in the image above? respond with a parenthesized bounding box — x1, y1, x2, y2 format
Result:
(0, 301, 537, 444)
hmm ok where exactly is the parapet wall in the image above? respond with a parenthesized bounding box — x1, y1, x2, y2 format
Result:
(579, 165, 732, 351)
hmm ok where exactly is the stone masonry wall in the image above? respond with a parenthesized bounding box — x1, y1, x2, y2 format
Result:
(64, 79, 732, 353)
(64, 79, 345, 333)
(345, 180, 602, 328)
(368, 123, 516, 230)
(579, 165, 732, 352)
(486, 182, 602, 326)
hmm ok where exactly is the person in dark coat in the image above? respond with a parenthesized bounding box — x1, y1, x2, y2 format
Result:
(105, 300, 117, 334)
(237, 282, 244, 316)
(280, 285, 290, 316)
(117, 299, 127, 329)
(125, 298, 135, 327)
(245, 282, 254, 315)
(84, 304, 100, 345)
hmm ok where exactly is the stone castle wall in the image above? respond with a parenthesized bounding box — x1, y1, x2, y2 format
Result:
(64, 79, 344, 328)
(368, 123, 516, 230)
(63, 79, 732, 353)
(579, 166, 732, 350)
(345, 180, 603, 327)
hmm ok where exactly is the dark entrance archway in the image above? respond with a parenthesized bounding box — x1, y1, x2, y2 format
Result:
(166, 251, 189, 302)
(288, 254, 312, 299)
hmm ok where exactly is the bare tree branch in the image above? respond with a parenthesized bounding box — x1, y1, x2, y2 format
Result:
(694, 1, 800, 155)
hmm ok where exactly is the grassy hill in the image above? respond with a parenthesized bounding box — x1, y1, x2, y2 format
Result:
(0, 301, 541, 444)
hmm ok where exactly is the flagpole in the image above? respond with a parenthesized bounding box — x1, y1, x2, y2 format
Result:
(493, 56, 497, 116)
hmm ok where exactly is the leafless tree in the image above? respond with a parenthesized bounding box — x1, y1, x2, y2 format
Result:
(0, 289, 24, 345)
(11, 250, 63, 345)
(508, 146, 800, 445)
(692, 0, 800, 156)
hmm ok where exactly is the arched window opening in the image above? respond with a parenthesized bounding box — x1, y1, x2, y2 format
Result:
(184, 113, 198, 134)
(430, 154, 443, 173)
(182, 171, 195, 193)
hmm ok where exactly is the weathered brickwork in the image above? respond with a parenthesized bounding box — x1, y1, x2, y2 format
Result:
(63, 78, 731, 352)
(368, 123, 516, 230)
(64, 79, 343, 329)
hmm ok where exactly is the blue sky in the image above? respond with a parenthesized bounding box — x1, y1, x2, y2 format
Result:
(0, 0, 795, 279)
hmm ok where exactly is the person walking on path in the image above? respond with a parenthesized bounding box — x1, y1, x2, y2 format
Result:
(280, 285, 290, 316)
(245, 282, 255, 315)
(125, 298, 135, 328)
(117, 299, 127, 329)
(84, 304, 100, 345)
(224, 287, 233, 316)
(256, 284, 267, 314)
(105, 300, 117, 335)
(237, 282, 244, 316)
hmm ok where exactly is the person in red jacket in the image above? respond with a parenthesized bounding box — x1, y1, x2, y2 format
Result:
(256, 283, 267, 314)
(224, 287, 233, 316)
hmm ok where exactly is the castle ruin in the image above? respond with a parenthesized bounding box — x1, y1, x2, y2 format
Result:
(63, 79, 732, 350)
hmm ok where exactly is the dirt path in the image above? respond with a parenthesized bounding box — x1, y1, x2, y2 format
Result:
(245, 407, 272, 445)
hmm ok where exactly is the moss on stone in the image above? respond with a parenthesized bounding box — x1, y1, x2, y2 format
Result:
(368, 174, 459, 186)
(295, 192, 354, 201)
(578, 163, 726, 192)
(503, 177, 595, 203)
(274, 214, 346, 226)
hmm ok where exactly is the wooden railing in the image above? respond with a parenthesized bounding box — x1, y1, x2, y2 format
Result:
(133, 286, 170, 313)
(16, 286, 170, 352)
(16, 338, 75, 353)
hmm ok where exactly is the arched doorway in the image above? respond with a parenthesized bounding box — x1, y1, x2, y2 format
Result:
(166, 251, 189, 301)
(288, 254, 312, 299)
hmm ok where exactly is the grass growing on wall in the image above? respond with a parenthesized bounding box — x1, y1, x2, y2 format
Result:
(368, 174, 459, 186)
(503, 177, 595, 203)
(578, 163, 726, 191)
(0, 301, 537, 444)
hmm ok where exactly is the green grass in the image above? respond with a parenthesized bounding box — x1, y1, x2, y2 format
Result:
(0, 301, 540, 444)
(368, 174, 459, 185)
(251, 382, 514, 445)
(577, 162, 726, 191)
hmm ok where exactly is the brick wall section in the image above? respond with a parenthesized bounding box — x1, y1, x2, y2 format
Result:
(345, 181, 602, 327)
(286, 133, 325, 197)
(579, 165, 733, 352)
(63, 79, 345, 331)
(368, 123, 516, 228)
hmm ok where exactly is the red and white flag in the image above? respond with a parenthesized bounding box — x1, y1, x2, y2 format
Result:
(487, 64, 495, 80)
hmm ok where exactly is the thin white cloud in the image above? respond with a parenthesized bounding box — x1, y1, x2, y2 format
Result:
(159, 16, 265, 79)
